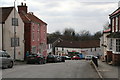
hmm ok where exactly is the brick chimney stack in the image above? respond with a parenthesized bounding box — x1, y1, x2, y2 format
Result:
(18, 2, 28, 14)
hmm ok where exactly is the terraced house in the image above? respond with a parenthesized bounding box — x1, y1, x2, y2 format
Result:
(18, 3, 47, 59)
(0, 7, 24, 60)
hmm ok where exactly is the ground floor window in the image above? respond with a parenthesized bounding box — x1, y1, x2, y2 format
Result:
(116, 39, 120, 52)
(11, 37, 19, 47)
(32, 46, 36, 54)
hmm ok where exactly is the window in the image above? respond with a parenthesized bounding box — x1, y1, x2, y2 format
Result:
(112, 18, 114, 32)
(95, 48, 96, 51)
(12, 18, 18, 26)
(116, 17, 118, 32)
(32, 46, 36, 54)
(32, 32, 34, 41)
(11, 38, 19, 47)
(62, 48, 64, 51)
(116, 39, 120, 52)
(109, 39, 112, 50)
(32, 26, 35, 31)
(38, 31, 40, 41)
(91, 48, 92, 52)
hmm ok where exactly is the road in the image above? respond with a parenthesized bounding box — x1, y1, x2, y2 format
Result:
(2, 60, 99, 78)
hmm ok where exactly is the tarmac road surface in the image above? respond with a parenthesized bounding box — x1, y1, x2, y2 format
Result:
(2, 60, 99, 78)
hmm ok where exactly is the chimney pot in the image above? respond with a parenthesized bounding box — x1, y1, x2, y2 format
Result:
(21, 2, 23, 6)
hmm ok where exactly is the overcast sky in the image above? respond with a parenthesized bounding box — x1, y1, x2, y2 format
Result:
(0, 0, 120, 34)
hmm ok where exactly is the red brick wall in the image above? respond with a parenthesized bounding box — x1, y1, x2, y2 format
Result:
(112, 54, 120, 66)
(107, 51, 112, 62)
(24, 23, 31, 59)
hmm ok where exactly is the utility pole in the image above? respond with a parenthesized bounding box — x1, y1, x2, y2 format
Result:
(14, 0, 16, 60)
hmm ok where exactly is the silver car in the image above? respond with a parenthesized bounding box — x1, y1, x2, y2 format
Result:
(0, 50, 14, 69)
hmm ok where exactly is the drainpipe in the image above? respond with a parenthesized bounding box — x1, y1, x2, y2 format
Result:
(2, 23, 4, 50)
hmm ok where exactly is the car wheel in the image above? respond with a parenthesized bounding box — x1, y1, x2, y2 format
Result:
(8, 61, 13, 68)
(38, 60, 42, 64)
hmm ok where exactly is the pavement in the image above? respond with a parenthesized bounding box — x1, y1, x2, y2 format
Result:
(14, 61, 26, 65)
(97, 60, 119, 78)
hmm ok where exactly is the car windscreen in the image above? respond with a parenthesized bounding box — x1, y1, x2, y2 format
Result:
(0, 52, 2, 57)
(0, 52, 6, 57)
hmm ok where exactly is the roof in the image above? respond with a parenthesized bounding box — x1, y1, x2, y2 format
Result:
(19, 11, 47, 25)
(103, 29, 111, 33)
(55, 40, 100, 48)
(109, 7, 120, 17)
(107, 32, 120, 38)
(0, 7, 14, 23)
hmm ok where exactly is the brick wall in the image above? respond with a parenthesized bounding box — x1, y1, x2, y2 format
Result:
(112, 54, 120, 66)
(107, 51, 112, 62)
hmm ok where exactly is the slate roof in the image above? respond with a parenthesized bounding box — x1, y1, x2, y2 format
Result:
(0, 7, 13, 23)
(55, 40, 100, 48)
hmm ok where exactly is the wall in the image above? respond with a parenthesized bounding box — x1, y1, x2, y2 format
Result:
(3, 8, 24, 60)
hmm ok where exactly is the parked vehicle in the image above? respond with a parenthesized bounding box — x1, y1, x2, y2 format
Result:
(46, 54, 57, 63)
(71, 56, 80, 60)
(0, 50, 14, 69)
(60, 56, 65, 62)
(77, 53, 85, 59)
(64, 56, 71, 60)
(54, 55, 61, 62)
(85, 55, 94, 60)
(26, 53, 46, 64)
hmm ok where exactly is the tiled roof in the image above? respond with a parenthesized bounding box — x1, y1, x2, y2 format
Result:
(19, 11, 47, 25)
(0, 7, 13, 23)
(55, 40, 100, 48)
(110, 7, 120, 16)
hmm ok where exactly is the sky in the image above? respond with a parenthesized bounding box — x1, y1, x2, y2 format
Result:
(0, 0, 120, 34)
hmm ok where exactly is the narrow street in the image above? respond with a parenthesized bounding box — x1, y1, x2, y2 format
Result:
(2, 60, 99, 78)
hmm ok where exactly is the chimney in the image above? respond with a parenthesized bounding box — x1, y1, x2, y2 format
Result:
(18, 2, 28, 14)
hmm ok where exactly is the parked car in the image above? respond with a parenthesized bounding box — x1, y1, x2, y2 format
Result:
(26, 53, 46, 64)
(85, 55, 94, 60)
(64, 56, 71, 60)
(46, 54, 57, 63)
(54, 55, 65, 62)
(60, 56, 65, 62)
(0, 50, 14, 69)
(71, 56, 80, 60)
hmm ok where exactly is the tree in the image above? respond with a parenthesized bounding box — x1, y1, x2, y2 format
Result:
(63, 28, 75, 36)
(93, 31, 102, 40)
(79, 30, 92, 41)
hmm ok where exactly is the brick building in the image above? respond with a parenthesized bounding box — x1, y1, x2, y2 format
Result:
(18, 3, 47, 59)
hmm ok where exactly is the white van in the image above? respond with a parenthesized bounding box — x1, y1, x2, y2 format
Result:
(85, 55, 94, 60)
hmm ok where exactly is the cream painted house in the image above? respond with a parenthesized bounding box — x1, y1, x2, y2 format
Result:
(100, 29, 111, 61)
(0, 7, 24, 60)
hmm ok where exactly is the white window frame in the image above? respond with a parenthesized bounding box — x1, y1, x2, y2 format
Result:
(112, 18, 114, 32)
(116, 17, 118, 32)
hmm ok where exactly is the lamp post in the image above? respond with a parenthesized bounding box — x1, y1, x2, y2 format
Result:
(13, 0, 16, 60)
